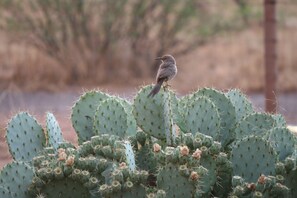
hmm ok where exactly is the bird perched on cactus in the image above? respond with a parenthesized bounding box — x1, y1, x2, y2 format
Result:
(148, 54, 177, 97)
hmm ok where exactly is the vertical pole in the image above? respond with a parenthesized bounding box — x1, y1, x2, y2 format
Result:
(264, 0, 277, 113)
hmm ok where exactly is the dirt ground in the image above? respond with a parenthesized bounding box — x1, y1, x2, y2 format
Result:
(0, 87, 296, 168)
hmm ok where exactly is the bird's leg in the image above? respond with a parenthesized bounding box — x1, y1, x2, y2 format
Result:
(164, 81, 171, 88)
(163, 81, 171, 90)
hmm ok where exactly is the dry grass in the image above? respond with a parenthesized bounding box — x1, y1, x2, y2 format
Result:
(173, 26, 297, 93)
(0, 1, 297, 92)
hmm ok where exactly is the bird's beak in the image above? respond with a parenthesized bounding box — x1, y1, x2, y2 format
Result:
(155, 57, 162, 60)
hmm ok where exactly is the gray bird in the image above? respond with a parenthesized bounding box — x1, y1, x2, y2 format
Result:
(148, 54, 177, 97)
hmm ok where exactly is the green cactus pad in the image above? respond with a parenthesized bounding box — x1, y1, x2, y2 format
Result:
(184, 96, 221, 140)
(93, 98, 136, 138)
(226, 89, 254, 121)
(101, 183, 147, 198)
(0, 186, 11, 198)
(231, 136, 277, 182)
(133, 85, 177, 140)
(136, 145, 157, 173)
(39, 178, 90, 198)
(272, 114, 287, 127)
(0, 161, 34, 198)
(267, 127, 296, 161)
(71, 90, 110, 144)
(116, 97, 138, 137)
(46, 112, 64, 150)
(157, 163, 198, 198)
(123, 141, 136, 171)
(6, 112, 46, 161)
(176, 95, 192, 132)
(235, 113, 276, 139)
(284, 168, 297, 197)
(192, 88, 236, 146)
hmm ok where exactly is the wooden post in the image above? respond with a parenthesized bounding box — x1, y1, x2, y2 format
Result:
(264, 0, 277, 113)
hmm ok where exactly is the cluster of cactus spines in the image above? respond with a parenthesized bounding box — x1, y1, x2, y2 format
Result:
(184, 96, 221, 140)
(2, 86, 297, 198)
(234, 113, 276, 139)
(98, 167, 161, 198)
(225, 89, 254, 121)
(0, 161, 34, 197)
(192, 88, 237, 147)
(231, 136, 277, 182)
(6, 112, 46, 161)
(274, 152, 297, 197)
(152, 132, 232, 197)
(132, 85, 177, 140)
(266, 127, 296, 161)
(93, 98, 136, 138)
(30, 146, 101, 197)
(46, 112, 64, 150)
(71, 90, 110, 144)
(230, 174, 289, 198)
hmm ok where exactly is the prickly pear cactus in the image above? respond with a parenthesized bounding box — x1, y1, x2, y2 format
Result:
(184, 96, 221, 140)
(131, 130, 158, 174)
(191, 88, 236, 146)
(157, 163, 202, 198)
(272, 114, 287, 127)
(1, 85, 296, 198)
(230, 175, 289, 198)
(99, 167, 153, 198)
(133, 85, 177, 142)
(93, 98, 137, 138)
(231, 136, 277, 182)
(46, 112, 64, 150)
(6, 112, 46, 161)
(226, 89, 254, 121)
(0, 186, 11, 198)
(235, 113, 276, 139)
(0, 161, 34, 198)
(71, 91, 110, 144)
(267, 127, 296, 161)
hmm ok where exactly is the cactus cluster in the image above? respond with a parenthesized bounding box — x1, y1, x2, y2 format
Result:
(1, 85, 296, 197)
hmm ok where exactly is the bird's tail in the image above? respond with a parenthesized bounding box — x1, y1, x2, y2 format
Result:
(148, 79, 164, 97)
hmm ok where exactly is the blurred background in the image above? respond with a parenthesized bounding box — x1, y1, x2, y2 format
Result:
(0, 0, 296, 166)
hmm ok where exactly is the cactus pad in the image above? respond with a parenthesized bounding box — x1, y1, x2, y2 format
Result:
(184, 96, 221, 140)
(39, 178, 90, 198)
(0, 161, 34, 198)
(192, 88, 236, 146)
(272, 114, 287, 127)
(71, 90, 110, 144)
(6, 112, 46, 161)
(231, 136, 277, 182)
(157, 163, 197, 198)
(267, 127, 296, 161)
(226, 89, 254, 121)
(93, 98, 136, 138)
(46, 112, 64, 150)
(133, 85, 176, 140)
(235, 113, 276, 139)
(0, 186, 11, 198)
(123, 141, 136, 171)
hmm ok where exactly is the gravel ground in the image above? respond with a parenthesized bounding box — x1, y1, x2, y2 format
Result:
(0, 90, 296, 168)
